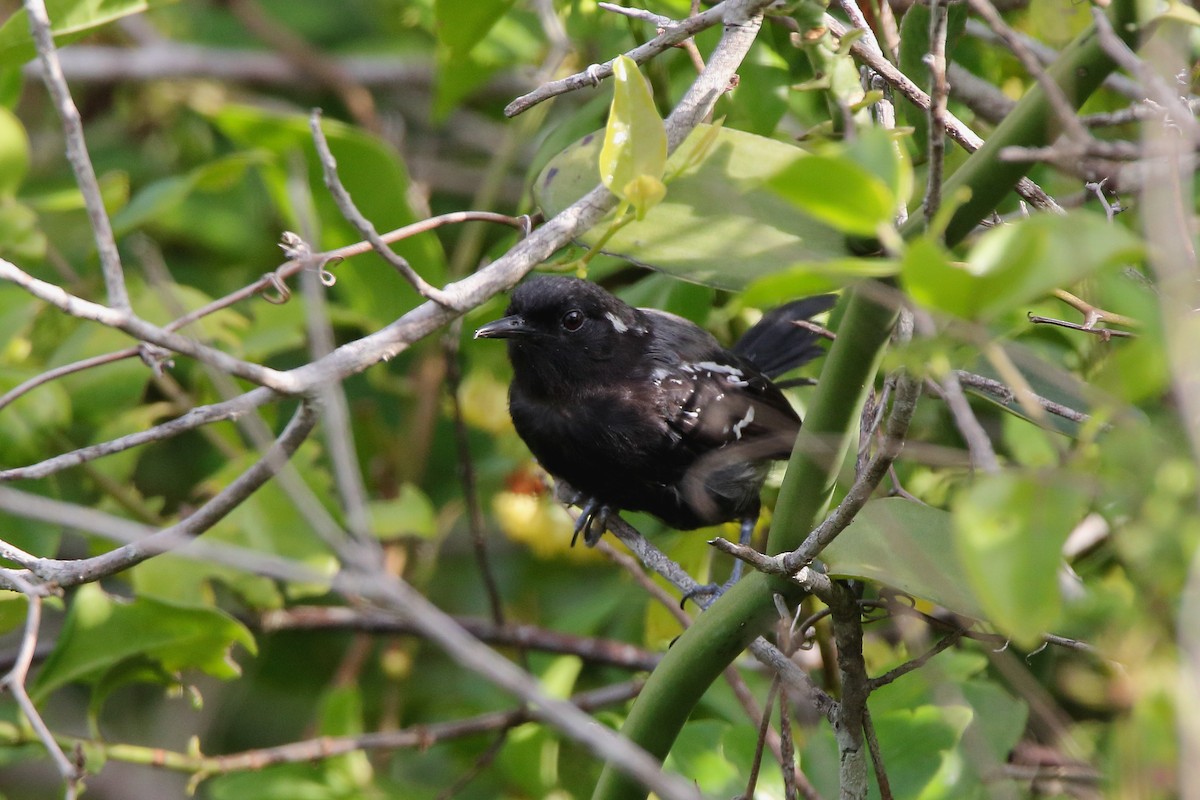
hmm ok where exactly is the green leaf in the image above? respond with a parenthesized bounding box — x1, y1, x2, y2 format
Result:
(536, 124, 850, 289)
(767, 153, 896, 236)
(0, 199, 45, 261)
(823, 497, 988, 620)
(32, 584, 256, 702)
(742, 258, 898, 305)
(600, 55, 667, 220)
(0, 0, 177, 69)
(902, 212, 1144, 320)
(665, 720, 741, 795)
(802, 702, 969, 799)
(111, 152, 265, 236)
(0, 366, 71, 464)
(0, 106, 29, 197)
(434, 0, 515, 61)
(952, 471, 1088, 647)
(368, 484, 437, 541)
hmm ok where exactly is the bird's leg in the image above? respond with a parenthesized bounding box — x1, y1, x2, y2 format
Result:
(571, 497, 612, 548)
(727, 515, 756, 584)
(682, 515, 757, 608)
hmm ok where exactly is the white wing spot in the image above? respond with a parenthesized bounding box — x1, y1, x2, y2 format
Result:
(731, 405, 756, 439)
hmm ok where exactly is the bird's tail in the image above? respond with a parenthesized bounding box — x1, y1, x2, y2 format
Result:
(732, 295, 837, 378)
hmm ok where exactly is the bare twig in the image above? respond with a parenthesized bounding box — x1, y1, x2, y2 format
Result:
(0, 574, 80, 796)
(309, 110, 457, 307)
(23, 0, 128, 314)
(925, 0, 950, 223)
(0, 211, 532, 415)
(0, 258, 296, 392)
(822, 14, 1063, 215)
(28, 401, 320, 587)
(938, 368, 1000, 472)
(260, 605, 661, 671)
(863, 709, 894, 800)
(1027, 314, 1136, 340)
(505, 2, 727, 116)
(0, 387, 276, 482)
(866, 629, 966, 691)
(445, 322, 507, 626)
(952, 371, 1090, 425)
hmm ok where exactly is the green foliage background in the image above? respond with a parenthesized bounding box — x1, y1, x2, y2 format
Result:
(0, 0, 1194, 798)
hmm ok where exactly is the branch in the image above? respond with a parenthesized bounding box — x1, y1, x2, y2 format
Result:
(0, 211, 532, 416)
(0, 388, 277, 482)
(0, 258, 296, 392)
(23, 0, 128, 314)
(20, 681, 642, 782)
(925, 0, 950, 224)
(0, 574, 81, 796)
(26, 401, 319, 587)
(309, 110, 456, 307)
(259, 606, 662, 672)
(504, 2, 727, 116)
(823, 14, 1063, 215)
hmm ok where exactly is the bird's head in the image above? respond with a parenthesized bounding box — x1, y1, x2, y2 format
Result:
(474, 275, 648, 393)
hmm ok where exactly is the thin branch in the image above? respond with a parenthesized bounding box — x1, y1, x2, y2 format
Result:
(0, 258, 296, 392)
(862, 709, 894, 800)
(504, 2, 727, 116)
(309, 110, 456, 307)
(259, 606, 662, 671)
(0, 211, 532, 415)
(865, 629, 966, 691)
(37, 681, 643, 779)
(27, 401, 320, 587)
(925, 0, 950, 223)
(23, 0, 128, 314)
(598, 2, 674, 27)
(749, 637, 837, 723)
(1027, 314, 1136, 340)
(952, 371, 1090, 425)
(0, 387, 275, 483)
(822, 14, 1063, 215)
(938, 368, 1000, 472)
(0, 574, 80, 795)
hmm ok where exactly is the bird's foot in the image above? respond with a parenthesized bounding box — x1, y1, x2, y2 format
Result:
(571, 497, 612, 548)
(681, 517, 755, 608)
(680, 574, 740, 608)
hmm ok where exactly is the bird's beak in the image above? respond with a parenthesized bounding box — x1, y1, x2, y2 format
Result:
(474, 315, 535, 340)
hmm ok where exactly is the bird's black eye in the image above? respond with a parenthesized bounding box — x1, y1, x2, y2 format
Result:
(562, 309, 585, 332)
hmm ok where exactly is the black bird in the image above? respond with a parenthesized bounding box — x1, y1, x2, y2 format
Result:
(475, 275, 834, 563)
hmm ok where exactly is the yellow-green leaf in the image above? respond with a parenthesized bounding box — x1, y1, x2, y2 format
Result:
(600, 55, 667, 219)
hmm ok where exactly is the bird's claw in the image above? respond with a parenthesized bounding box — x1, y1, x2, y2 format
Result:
(680, 576, 739, 609)
(680, 516, 755, 608)
(571, 497, 611, 548)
